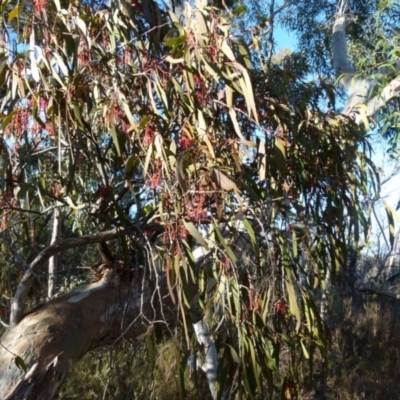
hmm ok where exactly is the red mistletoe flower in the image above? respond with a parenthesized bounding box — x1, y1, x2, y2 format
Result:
(193, 74, 202, 87)
(178, 135, 194, 150)
(143, 125, 155, 147)
(275, 300, 287, 315)
(96, 185, 108, 199)
(146, 173, 162, 190)
(39, 97, 49, 113)
(33, 0, 47, 14)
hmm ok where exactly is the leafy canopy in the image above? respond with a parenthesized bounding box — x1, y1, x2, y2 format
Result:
(0, 0, 379, 397)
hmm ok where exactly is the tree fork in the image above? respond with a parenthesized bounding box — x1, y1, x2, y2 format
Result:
(0, 266, 176, 399)
(10, 227, 130, 327)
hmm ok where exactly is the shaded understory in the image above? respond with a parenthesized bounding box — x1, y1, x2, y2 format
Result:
(46, 289, 400, 400)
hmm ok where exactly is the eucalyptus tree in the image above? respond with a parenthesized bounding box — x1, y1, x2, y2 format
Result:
(0, 0, 397, 399)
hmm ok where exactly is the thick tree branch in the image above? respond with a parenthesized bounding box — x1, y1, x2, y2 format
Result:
(332, 14, 400, 123)
(3, 212, 260, 398)
(363, 78, 400, 118)
(1, 270, 161, 399)
(10, 227, 127, 327)
(357, 285, 400, 300)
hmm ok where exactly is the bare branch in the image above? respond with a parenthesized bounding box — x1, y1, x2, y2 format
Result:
(47, 208, 62, 299)
(357, 285, 400, 300)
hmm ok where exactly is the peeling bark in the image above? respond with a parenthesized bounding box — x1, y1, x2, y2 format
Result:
(0, 268, 174, 399)
(10, 227, 128, 328)
(2, 217, 257, 399)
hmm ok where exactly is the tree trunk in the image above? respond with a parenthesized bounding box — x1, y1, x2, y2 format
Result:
(0, 267, 174, 400)
(193, 319, 218, 400)
(10, 227, 128, 328)
(1, 218, 257, 399)
(48, 208, 62, 299)
(332, 6, 400, 123)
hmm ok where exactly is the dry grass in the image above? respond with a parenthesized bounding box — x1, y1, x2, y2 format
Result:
(58, 337, 212, 400)
(57, 289, 400, 399)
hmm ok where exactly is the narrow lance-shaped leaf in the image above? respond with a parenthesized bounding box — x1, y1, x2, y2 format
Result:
(220, 39, 236, 62)
(197, 110, 215, 158)
(176, 152, 189, 192)
(183, 220, 209, 251)
(110, 124, 121, 157)
(274, 137, 286, 175)
(232, 62, 258, 123)
(14, 356, 27, 373)
(384, 202, 400, 249)
(210, 168, 240, 193)
(229, 108, 245, 141)
(8, 6, 24, 22)
(285, 280, 301, 332)
(212, 221, 238, 263)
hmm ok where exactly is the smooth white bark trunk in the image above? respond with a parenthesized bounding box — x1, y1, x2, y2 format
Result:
(193, 319, 218, 400)
(48, 208, 62, 299)
(332, 12, 400, 123)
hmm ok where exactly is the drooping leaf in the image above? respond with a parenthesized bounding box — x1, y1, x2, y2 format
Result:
(8, 6, 23, 22)
(210, 168, 240, 193)
(15, 356, 27, 373)
(285, 280, 301, 331)
(384, 202, 400, 249)
(274, 137, 286, 175)
(213, 222, 238, 263)
(183, 220, 209, 251)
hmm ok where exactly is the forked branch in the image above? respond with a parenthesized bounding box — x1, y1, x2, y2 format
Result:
(10, 227, 127, 327)
(332, 0, 400, 123)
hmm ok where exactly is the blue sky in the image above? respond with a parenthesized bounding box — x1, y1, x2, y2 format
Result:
(274, 25, 297, 51)
(274, 23, 400, 250)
